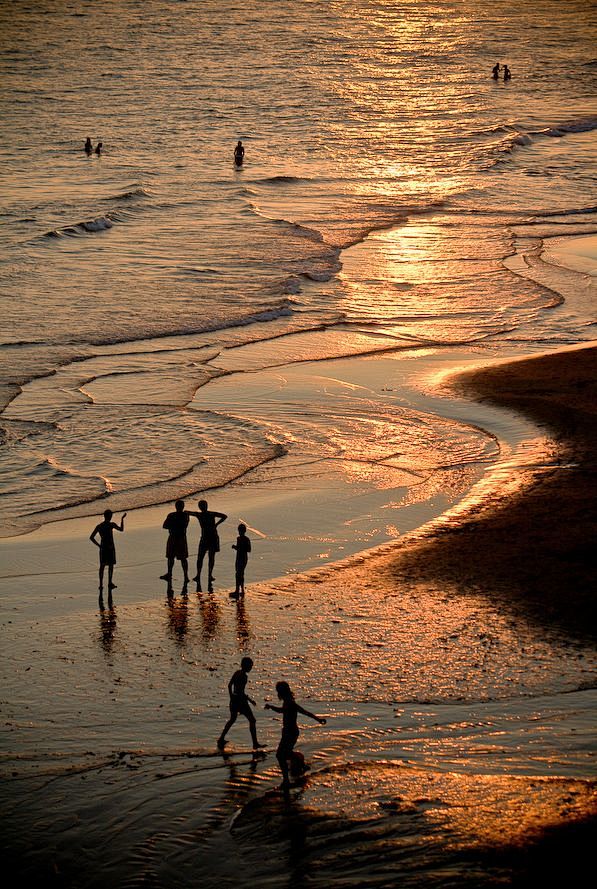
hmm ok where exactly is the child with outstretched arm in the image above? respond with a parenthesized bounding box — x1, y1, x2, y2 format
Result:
(90, 510, 126, 593)
(265, 681, 326, 787)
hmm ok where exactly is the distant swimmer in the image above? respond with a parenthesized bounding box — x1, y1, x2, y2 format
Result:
(503, 65, 511, 81)
(85, 137, 93, 154)
(492, 62, 500, 80)
(90, 510, 126, 594)
(234, 140, 245, 166)
(95, 141, 103, 155)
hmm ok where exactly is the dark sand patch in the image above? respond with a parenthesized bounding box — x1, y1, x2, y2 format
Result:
(365, 344, 597, 641)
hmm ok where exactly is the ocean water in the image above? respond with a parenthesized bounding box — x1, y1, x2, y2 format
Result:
(2, 5, 597, 884)
(1, 0, 596, 539)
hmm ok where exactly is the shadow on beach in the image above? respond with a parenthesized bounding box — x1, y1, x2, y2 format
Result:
(384, 346, 597, 643)
(3, 754, 595, 888)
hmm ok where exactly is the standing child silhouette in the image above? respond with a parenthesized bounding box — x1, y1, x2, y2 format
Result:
(161, 500, 190, 588)
(231, 523, 251, 598)
(189, 499, 227, 591)
(90, 510, 126, 593)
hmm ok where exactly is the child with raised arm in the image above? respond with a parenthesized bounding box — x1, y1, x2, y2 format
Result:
(218, 657, 265, 751)
(265, 681, 326, 787)
(188, 499, 227, 591)
(231, 523, 251, 597)
(90, 510, 126, 592)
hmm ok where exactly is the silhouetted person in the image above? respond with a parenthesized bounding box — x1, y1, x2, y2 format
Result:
(234, 140, 245, 166)
(95, 141, 103, 155)
(161, 500, 190, 588)
(265, 681, 326, 788)
(189, 499, 227, 591)
(85, 137, 93, 154)
(231, 523, 251, 598)
(218, 657, 264, 751)
(503, 65, 511, 81)
(90, 510, 126, 592)
(492, 62, 500, 80)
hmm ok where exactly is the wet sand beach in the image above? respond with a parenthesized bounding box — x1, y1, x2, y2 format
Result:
(2, 4, 597, 884)
(385, 342, 597, 640)
(1, 338, 596, 888)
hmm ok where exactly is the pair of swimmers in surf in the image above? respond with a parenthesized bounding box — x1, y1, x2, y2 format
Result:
(84, 137, 102, 155)
(492, 63, 511, 81)
(218, 656, 327, 788)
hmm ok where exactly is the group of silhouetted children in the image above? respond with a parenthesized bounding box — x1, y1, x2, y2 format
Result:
(89, 503, 325, 788)
(90, 499, 251, 597)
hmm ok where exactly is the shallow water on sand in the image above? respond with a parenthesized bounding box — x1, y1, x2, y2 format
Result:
(1, 573, 595, 887)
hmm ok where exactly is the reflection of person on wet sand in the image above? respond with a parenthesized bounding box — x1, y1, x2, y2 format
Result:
(231, 523, 251, 598)
(265, 681, 326, 789)
(166, 591, 189, 644)
(198, 591, 221, 643)
(234, 596, 252, 649)
(98, 597, 117, 653)
(161, 500, 190, 589)
(218, 657, 265, 751)
(90, 509, 126, 593)
(189, 499, 227, 591)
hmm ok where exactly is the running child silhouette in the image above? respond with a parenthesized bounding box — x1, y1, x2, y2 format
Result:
(231, 523, 251, 597)
(265, 681, 326, 788)
(90, 510, 126, 592)
(218, 657, 265, 751)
